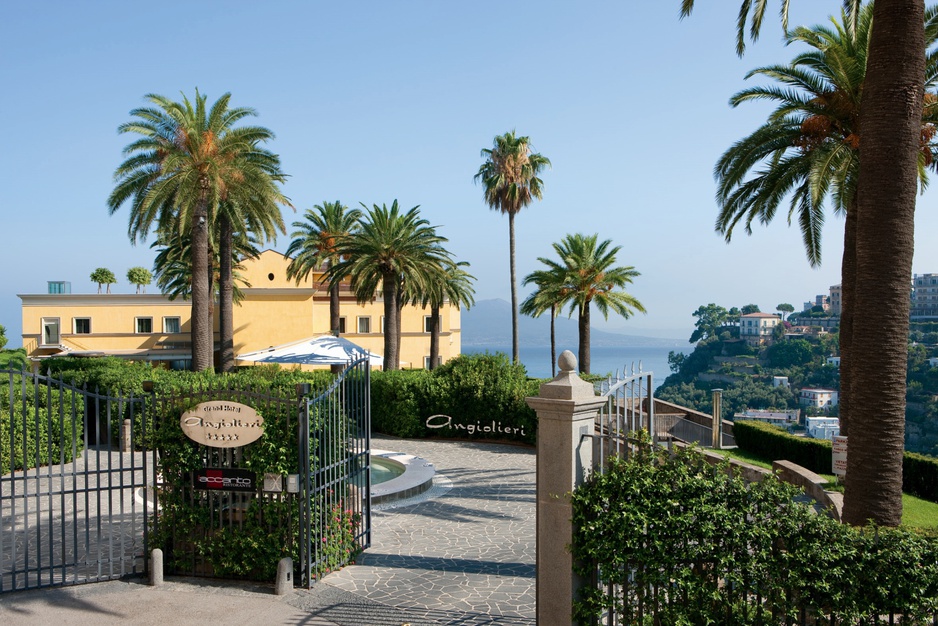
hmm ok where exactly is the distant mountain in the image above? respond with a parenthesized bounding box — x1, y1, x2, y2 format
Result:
(461, 299, 684, 349)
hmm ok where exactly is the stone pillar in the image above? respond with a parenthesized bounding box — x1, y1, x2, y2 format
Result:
(711, 389, 723, 449)
(526, 350, 607, 626)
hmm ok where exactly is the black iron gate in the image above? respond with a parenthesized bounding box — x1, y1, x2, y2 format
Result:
(299, 356, 371, 587)
(1, 359, 371, 592)
(0, 369, 154, 592)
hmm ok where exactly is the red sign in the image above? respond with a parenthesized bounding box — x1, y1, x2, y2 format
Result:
(193, 468, 256, 492)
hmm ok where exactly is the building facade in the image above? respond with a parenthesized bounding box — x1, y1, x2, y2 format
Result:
(799, 388, 839, 410)
(912, 273, 938, 319)
(20, 250, 462, 370)
(738, 312, 781, 346)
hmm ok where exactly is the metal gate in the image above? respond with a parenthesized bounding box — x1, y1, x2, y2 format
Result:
(298, 356, 371, 587)
(0, 369, 154, 592)
(594, 364, 656, 472)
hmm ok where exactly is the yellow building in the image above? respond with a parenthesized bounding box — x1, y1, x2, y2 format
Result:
(19, 250, 462, 370)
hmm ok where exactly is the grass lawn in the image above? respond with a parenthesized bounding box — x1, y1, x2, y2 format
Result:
(713, 447, 938, 530)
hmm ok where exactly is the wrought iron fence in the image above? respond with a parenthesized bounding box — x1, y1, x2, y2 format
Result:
(0, 369, 153, 592)
(593, 364, 655, 472)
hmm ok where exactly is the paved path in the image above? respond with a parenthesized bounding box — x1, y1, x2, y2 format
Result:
(312, 435, 536, 625)
(0, 435, 537, 625)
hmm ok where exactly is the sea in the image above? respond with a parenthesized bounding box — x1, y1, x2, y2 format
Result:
(462, 344, 680, 389)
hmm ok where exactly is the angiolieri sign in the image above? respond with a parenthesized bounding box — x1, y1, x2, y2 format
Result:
(180, 401, 265, 448)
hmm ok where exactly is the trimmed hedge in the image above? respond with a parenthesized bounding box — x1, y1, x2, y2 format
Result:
(371, 353, 540, 445)
(571, 439, 938, 623)
(734, 420, 938, 502)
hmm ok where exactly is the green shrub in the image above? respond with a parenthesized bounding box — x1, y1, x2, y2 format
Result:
(733, 420, 834, 474)
(0, 375, 84, 473)
(571, 438, 938, 623)
(734, 420, 938, 503)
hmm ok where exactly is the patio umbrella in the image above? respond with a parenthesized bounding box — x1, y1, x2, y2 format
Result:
(236, 335, 384, 367)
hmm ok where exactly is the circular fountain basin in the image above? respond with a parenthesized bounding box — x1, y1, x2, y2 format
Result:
(370, 450, 435, 505)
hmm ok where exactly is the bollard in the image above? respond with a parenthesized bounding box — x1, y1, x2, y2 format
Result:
(150, 548, 163, 586)
(121, 419, 132, 453)
(275, 557, 293, 595)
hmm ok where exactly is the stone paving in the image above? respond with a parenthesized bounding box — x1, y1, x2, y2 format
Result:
(306, 434, 537, 625)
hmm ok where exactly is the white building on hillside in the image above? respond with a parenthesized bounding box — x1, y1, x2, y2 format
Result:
(806, 416, 840, 440)
(739, 312, 781, 346)
(799, 388, 839, 410)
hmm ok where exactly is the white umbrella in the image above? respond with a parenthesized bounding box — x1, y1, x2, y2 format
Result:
(236, 335, 383, 367)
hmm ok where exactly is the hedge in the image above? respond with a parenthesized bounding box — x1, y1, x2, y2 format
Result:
(733, 420, 938, 502)
(371, 353, 541, 445)
(571, 439, 938, 623)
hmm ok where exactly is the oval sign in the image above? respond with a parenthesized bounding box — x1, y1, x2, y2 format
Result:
(179, 401, 264, 448)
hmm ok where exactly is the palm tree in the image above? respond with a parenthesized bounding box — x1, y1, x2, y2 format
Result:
(417, 261, 476, 370)
(328, 201, 450, 371)
(521, 266, 571, 377)
(216, 194, 288, 373)
(534, 234, 646, 375)
(682, 0, 928, 527)
(151, 228, 259, 306)
(108, 90, 288, 372)
(286, 201, 363, 338)
(474, 131, 551, 364)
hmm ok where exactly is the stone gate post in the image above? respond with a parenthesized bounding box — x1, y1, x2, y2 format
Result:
(525, 351, 607, 626)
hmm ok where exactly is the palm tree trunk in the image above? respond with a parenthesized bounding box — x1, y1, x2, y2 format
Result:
(191, 196, 213, 372)
(508, 211, 520, 364)
(382, 274, 399, 370)
(550, 304, 557, 377)
(429, 305, 440, 370)
(579, 302, 590, 374)
(329, 281, 341, 336)
(839, 199, 858, 436)
(843, 0, 924, 527)
(329, 280, 343, 375)
(218, 215, 234, 373)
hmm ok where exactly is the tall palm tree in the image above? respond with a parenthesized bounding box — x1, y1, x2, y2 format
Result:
(682, 0, 928, 527)
(416, 261, 476, 370)
(151, 228, 258, 307)
(535, 234, 646, 375)
(327, 201, 450, 370)
(286, 201, 363, 338)
(474, 131, 551, 364)
(216, 188, 289, 373)
(521, 266, 571, 377)
(108, 90, 287, 372)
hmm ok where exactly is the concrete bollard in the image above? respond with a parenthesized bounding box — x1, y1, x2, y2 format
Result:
(150, 548, 163, 586)
(121, 419, 132, 453)
(275, 557, 293, 595)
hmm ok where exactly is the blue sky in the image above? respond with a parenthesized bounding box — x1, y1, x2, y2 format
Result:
(4, 1, 938, 346)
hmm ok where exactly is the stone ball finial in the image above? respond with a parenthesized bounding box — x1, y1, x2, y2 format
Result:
(558, 350, 577, 373)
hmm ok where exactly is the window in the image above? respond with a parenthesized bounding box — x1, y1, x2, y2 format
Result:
(357, 316, 371, 334)
(135, 317, 153, 334)
(380, 316, 385, 334)
(424, 315, 439, 333)
(73, 318, 91, 334)
(163, 317, 181, 334)
(424, 356, 442, 369)
(338, 317, 347, 334)
(41, 318, 60, 345)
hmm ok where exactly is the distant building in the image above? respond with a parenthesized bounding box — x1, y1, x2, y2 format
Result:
(734, 409, 799, 427)
(829, 284, 842, 316)
(739, 312, 781, 346)
(799, 388, 839, 410)
(826, 356, 841, 367)
(805, 416, 840, 440)
(772, 376, 790, 389)
(912, 273, 938, 319)
(803, 294, 830, 313)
